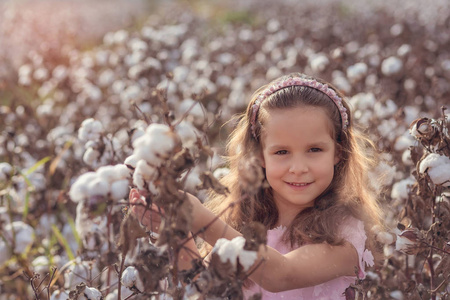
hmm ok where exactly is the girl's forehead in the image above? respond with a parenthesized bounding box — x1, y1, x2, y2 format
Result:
(261, 106, 335, 144)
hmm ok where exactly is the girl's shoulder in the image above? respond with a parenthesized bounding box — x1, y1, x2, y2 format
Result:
(339, 216, 374, 279)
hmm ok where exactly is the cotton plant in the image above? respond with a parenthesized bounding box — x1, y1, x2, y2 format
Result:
(69, 164, 131, 208)
(390, 111, 450, 299)
(64, 258, 100, 289)
(78, 118, 122, 169)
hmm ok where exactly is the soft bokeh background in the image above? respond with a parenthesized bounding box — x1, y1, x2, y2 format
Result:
(0, 0, 449, 299)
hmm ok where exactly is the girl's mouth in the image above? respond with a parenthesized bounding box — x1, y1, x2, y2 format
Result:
(287, 182, 311, 187)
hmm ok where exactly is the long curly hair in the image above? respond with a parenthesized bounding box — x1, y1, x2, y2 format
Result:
(204, 72, 384, 257)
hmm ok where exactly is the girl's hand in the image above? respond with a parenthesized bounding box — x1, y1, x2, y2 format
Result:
(129, 188, 163, 234)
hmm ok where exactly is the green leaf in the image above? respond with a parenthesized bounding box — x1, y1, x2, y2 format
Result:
(51, 225, 76, 261)
(66, 213, 81, 248)
(25, 156, 51, 176)
(22, 191, 30, 221)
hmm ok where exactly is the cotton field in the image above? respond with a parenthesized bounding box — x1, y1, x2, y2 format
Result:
(0, 0, 449, 299)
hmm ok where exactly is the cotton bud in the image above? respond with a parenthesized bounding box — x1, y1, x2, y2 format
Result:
(395, 228, 425, 255)
(3, 221, 35, 253)
(121, 266, 144, 292)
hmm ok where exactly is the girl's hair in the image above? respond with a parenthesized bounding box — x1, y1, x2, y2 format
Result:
(204, 72, 384, 257)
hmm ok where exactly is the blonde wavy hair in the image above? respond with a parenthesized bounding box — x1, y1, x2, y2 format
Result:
(204, 73, 384, 257)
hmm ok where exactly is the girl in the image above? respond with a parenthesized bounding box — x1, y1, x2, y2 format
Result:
(130, 72, 384, 299)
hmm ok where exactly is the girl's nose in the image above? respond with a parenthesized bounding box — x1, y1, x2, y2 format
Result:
(289, 158, 308, 174)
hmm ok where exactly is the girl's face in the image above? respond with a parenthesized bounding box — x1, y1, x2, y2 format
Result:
(260, 105, 339, 226)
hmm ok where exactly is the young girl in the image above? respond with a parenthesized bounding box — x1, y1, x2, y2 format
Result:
(130, 72, 384, 299)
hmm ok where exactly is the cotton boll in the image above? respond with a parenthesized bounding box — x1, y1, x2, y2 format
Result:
(401, 149, 413, 166)
(50, 290, 70, 300)
(80, 286, 103, 300)
(64, 258, 100, 289)
(381, 56, 403, 76)
(389, 290, 404, 300)
(0, 162, 13, 181)
(133, 160, 159, 191)
(374, 99, 398, 119)
(78, 118, 104, 142)
(83, 147, 100, 166)
(391, 177, 415, 201)
(0, 207, 11, 225)
(346, 62, 368, 83)
(419, 153, 450, 186)
(213, 238, 241, 268)
(376, 232, 395, 245)
(86, 177, 110, 198)
(349, 93, 376, 111)
(133, 145, 164, 167)
(32, 255, 50, 274)
(212, 237, 257, 271)
(124, 154, 139, 169)
(309, 54, 329, 73)
(121, 266, 144, 292)
(3, 221, 35, 253)
(98, 69, 115, 87)
(403, 106, 420, 125)
(175, 120, 200, 153)
(394, 134, 415, 152)
(331, 75, 351, 94)
(111, 179, 129, 201)
(0, 239, 10, 266)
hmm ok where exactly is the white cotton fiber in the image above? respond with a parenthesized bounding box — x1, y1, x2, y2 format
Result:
(419, 153, 450, 186)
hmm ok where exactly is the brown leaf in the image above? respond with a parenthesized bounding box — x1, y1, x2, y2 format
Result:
(118, 213, 148, 256)
(242, 222, 267, 251)
(197, 171, 229, 195)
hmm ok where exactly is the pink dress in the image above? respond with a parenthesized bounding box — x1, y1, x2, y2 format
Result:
(243, 217, 374, 300)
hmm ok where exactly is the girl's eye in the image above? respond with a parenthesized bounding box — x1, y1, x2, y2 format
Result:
(275, 150, 288, 155)
(309, 148, 322, 153)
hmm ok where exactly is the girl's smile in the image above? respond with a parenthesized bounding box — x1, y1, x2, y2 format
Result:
(261, 105, 339, 226)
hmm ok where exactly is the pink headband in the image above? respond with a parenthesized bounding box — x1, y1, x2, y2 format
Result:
(250, 77, 349, 138)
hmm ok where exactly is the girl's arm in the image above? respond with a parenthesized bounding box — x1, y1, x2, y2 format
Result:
(185, 193, 359, 292)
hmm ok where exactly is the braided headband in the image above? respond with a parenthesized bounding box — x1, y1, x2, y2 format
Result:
(250, 77, 349, 138)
